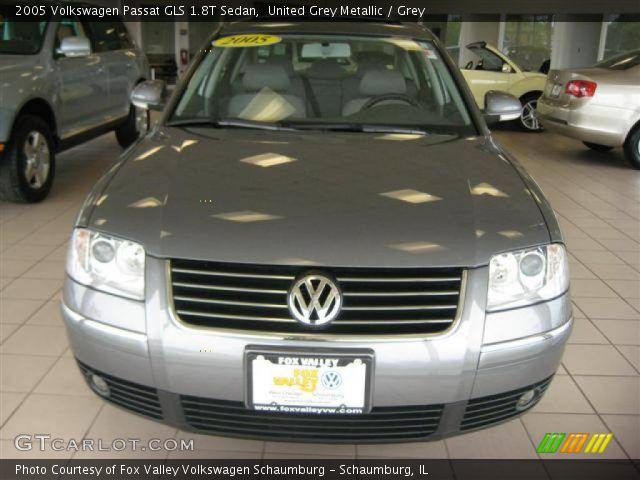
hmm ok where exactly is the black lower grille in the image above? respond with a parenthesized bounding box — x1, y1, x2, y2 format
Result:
(461, 376, 553, 431)
(181, 396, 443, 442)
(77, 361, 163, 420)
(170, 259, 464, 335)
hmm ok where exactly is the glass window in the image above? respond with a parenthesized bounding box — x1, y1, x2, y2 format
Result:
(88, 20, 122, 52)
(465, 45, 505, 72)
(115, 21, 133, 49)
(170, 34, 474, 136)
(595, 49, 640, 70)
(502, 14, 553, 73)
(0, 6, 49, 55)
(603, 15, 640, 59)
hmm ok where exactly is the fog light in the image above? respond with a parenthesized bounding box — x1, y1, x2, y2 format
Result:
(90, 374, 110, 396)
(515, 389, 537, 411)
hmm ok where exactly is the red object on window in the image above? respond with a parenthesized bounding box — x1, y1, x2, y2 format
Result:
(565, 80, 597, 98)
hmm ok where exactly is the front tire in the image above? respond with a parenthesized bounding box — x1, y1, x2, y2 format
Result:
(0, 115, 55, 203)
(623, 126, 640, 170)
(583, 142, 614, 152)
(115, 104, 148, 148)
(518, 93, 543, 132)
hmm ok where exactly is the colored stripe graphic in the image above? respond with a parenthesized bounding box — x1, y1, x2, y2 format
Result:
(584, 433, 613, 454)
(560, 433, 589, 453)
(537, 433, 566, 453)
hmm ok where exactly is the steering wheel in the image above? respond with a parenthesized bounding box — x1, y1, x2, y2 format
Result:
(464, 60, 474, 70)
(361, 94, 422, 111)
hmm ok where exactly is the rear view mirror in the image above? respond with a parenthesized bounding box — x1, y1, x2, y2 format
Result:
(301, 42, 351, 59)
(131, 80, 167, 111)
(483, 90, 522, 124)
(502, 63, 513, 74)
(58, 37, 91, 58)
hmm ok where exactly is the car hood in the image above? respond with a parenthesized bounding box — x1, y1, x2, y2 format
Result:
(83, 127, 550, 268)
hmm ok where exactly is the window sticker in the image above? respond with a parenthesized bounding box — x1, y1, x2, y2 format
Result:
(214, 34, 282, 48)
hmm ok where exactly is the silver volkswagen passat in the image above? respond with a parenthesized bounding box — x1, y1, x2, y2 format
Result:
(62, 22, 571, 443)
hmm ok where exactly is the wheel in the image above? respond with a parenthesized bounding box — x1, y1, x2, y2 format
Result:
(623, 126, 640, 170)
(583, 142, 614, 152)
(0, 115, 55, 203)
(115, 104, 148, 148)
(518, 93, 543, 132)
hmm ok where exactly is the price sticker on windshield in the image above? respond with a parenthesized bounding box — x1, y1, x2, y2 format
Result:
(214, 34, 282, 48)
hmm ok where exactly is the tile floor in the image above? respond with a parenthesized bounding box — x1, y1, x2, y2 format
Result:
(0, 128, 638, 460)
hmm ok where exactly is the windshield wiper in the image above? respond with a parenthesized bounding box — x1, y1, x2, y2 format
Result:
(281, 123, 429, 135)
(167, 118, 296, 131)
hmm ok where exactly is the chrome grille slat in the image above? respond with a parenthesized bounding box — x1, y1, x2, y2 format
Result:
(342, 304, 458, 311)
(172, 267, 294, 280)
(337, 276, 461, 282)
(171, 259, 464, 334)
(173, 295, 288, 309)
(173, 282, 288, 295)
(176, 310, 296, 323)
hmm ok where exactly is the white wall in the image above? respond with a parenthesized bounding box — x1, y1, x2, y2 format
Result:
(550, 18, 603, 69)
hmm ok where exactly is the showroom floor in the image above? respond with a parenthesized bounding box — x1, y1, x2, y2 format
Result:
(0, 129, 638, 460)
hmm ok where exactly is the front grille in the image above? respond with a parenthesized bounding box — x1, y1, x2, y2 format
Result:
(181, 396, 443, 442)
(461, 376, 553, 431)
(77, 361, 163, 420)
(170, 259, 464, 334)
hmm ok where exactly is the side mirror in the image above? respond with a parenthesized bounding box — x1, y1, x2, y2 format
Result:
(483, 90, 522, 124)
(58, 36, 91, 58)
(501, 63, 513, 74)
(131, 80, 167, 111)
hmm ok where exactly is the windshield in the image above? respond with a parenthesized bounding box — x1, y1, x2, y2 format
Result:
(595, 50, 640, 70)
(170, 33, 474, 135)
(0, 7, 49, 55)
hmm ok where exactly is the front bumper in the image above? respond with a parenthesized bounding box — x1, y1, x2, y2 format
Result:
(537, 98, 629, 146)
(62, 257, 572, 442)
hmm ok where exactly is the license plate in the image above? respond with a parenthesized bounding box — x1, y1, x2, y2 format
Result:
(245, 348, 373, 415)
(550, 84, 563, 97)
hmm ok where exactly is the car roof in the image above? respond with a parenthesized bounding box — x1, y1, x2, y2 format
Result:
(219, 22, 436, 40)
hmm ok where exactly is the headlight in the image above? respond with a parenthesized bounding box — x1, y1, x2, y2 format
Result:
(66, 228, 145, 300)
(487, 244, 569, 311)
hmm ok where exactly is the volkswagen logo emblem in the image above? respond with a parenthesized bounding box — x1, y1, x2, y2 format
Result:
(321, 371, 342, 389)
(288, 272, 342, 326)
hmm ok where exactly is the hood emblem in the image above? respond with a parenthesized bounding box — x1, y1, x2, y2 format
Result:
(288, 273, 342, 326)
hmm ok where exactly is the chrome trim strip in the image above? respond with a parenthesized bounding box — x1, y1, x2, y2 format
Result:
(171, 268, 294, 280)
(337, 276, 461, 283)
(173, 282, 287, 294)
(176, 310, 295, 323)
(343, 291, 459, 297)
(173, 295, 288, 309)
(342, 304, 457, 311)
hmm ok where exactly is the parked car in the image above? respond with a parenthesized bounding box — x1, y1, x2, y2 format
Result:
(451, 42, 547, 131)
(538, 49, 640, 169)
(63, 22, 571, 443)
(0, 5, 149, 202)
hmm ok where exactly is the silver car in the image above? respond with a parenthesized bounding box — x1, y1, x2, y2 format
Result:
(0, 4, 149, 202)
(537, 50, 640, 169)
(62, 22, 572, 443)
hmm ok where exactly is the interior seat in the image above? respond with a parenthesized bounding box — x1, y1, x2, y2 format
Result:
(342, 70, 410, 116)
(303, 59, 347, 118)
(226, 64, 306, 120)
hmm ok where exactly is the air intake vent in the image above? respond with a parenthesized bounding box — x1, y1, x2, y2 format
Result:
(77, 360, 163, 420)
(461, 376, 553, 431)
(170, 259, 464, 335)
(181, 396, 444, 442)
